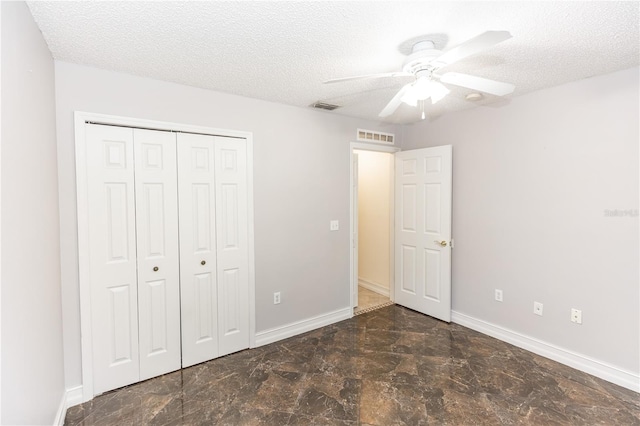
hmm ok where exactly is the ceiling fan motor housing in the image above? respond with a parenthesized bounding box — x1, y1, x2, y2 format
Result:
(402, 40, 443, 75)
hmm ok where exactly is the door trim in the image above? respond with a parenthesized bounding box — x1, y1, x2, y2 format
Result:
(74, 111, 255, 401)
(349, 142, 400, 314)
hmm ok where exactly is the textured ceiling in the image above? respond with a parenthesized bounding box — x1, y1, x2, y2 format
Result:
(27, 1, 640, 124)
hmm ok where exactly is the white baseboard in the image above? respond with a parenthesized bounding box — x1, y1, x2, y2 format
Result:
(451, 310, 640, 393)
(53, 391, 66, 426)
(358, 278, 390, 297)
(53, 385, 83, 425)
(66, 385, 84, 408)
(255, 307, 352, 347)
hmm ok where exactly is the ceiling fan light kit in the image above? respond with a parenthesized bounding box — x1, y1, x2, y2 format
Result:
(324, 30, 516, 121)
(400, 77, 450, 106)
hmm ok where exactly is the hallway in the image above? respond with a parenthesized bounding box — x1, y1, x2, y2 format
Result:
(354, 286, 391, 315)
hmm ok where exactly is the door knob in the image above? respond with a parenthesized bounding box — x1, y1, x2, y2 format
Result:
(435, 240, 447, 247)
(153, 266, 159, 272)
(201, 260, 206, 265)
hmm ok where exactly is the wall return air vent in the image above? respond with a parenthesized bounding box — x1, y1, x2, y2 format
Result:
(356, 128, 394, 144)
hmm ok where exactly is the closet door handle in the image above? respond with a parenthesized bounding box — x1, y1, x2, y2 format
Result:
(153, 266, 159, 272)
(201, 260, 206, 266)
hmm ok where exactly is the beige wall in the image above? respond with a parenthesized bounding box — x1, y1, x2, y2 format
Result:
(356, 150, 392, 292)
(403, 67, 639, 375)
(1, 2, 65, 424)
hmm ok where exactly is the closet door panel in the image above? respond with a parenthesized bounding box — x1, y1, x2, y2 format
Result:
(134, 129, 181, 380)
(215, 138, 250, 356)
(85, 124, 140, 394)
(177, 133, 219, 367)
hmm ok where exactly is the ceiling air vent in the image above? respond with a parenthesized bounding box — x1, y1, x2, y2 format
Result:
(311, 101, 340, 111)
(357, 128, 395, 144)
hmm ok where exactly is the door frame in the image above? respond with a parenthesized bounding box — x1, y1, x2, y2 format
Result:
(74, 111, 256, 401)
(349, 142, 400, 313)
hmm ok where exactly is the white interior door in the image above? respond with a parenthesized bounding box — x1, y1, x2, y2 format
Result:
(85, 124, 140, 394)
(177, 133, 219, 368)
(215, 137, 250, 356)
(394, 145, 452, 322)
(353, 153, 359, 307)
(133, 129, 181, 380)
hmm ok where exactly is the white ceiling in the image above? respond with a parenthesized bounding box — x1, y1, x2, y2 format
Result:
(27, 1, 639, 124)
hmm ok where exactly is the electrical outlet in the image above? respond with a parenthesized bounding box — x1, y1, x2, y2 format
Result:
(495, 289, 503, 302)
(330, 220, 339, 231)
(273, 292, 281, 304)
(533, 301, 543, 316)
(571, 308, 582, 324)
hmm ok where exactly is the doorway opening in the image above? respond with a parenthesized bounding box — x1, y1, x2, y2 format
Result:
(350, 143, 399, 315)
(350, 143, 453, 321)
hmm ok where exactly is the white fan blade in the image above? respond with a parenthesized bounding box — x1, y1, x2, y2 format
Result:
(324, 71, 412, 84)
(440, 72, 515, 96)
(432, 31, 512, 67)
(379, 83, 413, 117)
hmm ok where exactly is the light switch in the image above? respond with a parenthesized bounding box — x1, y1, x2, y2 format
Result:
(330, 220, 339, 231)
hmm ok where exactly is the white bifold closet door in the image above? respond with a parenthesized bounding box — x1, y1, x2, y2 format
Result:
(85, 123, 250, 394)
(177, 133, 218, 367)
(86, 124, 181, 394)
(178, 133, 250, 368)
(133, 129, 181, 381)
(86, 124, 139, 394)
(214, 137, 249, 356)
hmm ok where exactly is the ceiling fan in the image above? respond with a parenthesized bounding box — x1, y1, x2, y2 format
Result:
(324, 31, 515, 118)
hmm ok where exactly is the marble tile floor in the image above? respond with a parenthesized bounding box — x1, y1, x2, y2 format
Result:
(65, 305, 639, 425)
(354, 286, 391, 315)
